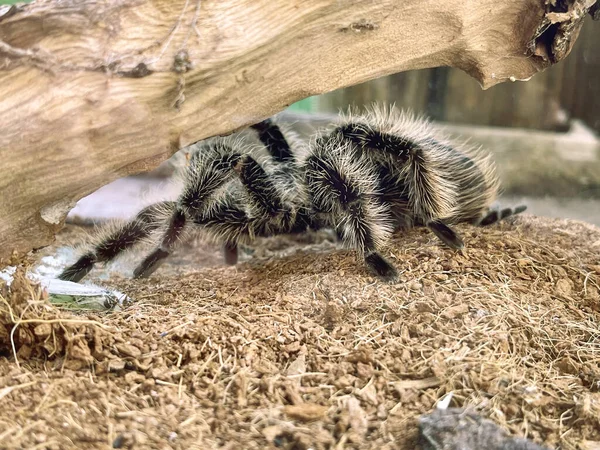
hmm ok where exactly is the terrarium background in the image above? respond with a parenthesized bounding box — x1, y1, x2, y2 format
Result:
(292, 16, 600, 133)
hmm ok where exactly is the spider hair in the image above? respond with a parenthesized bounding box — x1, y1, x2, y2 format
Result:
(59, 106, 525, 283)
(320, 104, 509, 249)
(59, 119, 310, 282)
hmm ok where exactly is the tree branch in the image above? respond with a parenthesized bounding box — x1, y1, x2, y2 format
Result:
(0, 0, 596, 261)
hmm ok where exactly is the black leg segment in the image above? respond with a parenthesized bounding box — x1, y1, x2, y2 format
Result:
(223, 242, 238, 265)
(133, 207, 187, 278)
(58, 252, 97, 282)
(333, 122, 415, 158)
(427, 219, 464, 249)
(250, 118, 294, 163)
(364, 252, 398, 282)
(58, 201, 175, 282)
(237, 155, 283, 216)
(479, 205, 527, 226)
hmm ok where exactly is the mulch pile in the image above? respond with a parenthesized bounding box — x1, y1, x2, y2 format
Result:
(1, 216, 599, 449)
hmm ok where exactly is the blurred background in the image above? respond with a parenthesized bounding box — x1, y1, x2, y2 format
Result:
(290, 16, 599, 134)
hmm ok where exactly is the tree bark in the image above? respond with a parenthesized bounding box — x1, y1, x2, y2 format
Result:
(0, 0, 597, 262)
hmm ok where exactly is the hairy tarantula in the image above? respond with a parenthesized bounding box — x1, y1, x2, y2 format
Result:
(58, 105, 525, 283)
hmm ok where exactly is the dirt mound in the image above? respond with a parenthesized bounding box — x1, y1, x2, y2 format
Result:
(1, 216, 599, 449)
(0, 267, 109, 370)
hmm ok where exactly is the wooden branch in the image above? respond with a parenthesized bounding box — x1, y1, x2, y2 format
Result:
(0, 0, 597, 262)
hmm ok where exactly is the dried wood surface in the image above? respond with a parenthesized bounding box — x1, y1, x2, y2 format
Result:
(0, 0, 597, 261)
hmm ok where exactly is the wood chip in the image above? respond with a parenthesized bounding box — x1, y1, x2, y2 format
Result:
(283, 404, 329, 422)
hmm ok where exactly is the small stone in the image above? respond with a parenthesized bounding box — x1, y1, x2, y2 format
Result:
(556, 279, 572, 296)
(356, 362, 373, 379)
(442, 304, 469, 320)
(346, 347, 374, 364)
(124, 372, 146, 384)
(419, 408, 550, 450)
(283, 403, 329, 422)
(108, 359, 126, 372)
(116, 343, 142, 358)
(33, 323, 52, 337)
(410, 281, 423, 291)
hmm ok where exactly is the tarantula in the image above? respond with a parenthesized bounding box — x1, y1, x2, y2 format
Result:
(58, 105, 525, 283)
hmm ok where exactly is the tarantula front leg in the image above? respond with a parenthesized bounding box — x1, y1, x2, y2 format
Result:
(426, 219, 465, 249)
(305, 149, 397, 282)
(132, 207, 187, 278)
(237, 155, 284, 214)
(233, 154, 300, 238)
(219, 119, 297, 264)
(221, 152, 283, 266)
(58, 201, 175, 282)
(133, 142, 244, 276)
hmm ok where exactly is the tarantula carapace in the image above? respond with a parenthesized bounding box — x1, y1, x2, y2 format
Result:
(59, 105, 525, 283)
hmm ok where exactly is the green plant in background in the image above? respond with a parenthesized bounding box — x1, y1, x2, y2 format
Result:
(0, 0, 29, 5)
(287, 97, 318, 113)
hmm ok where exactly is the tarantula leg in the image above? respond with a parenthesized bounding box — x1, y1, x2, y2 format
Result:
(58, 253, 97, 283)
(223, 242, 238, 265)
(58, 201, 175, 282)
(364, 252, 399, 283)
(479, 205, 527, 226)
(237, 155, 283, 215)
(197, 201, 253, 251)
(182, 143, 243, 214)
(427, 219, 464, 250)
(133, 207, 187, 278)
(250, 118, 294, 163)
(184, 144, 246, 268)
(332, 123, 415, 157)
(306, 151, 397, 282)
(513, 205, 527, 215)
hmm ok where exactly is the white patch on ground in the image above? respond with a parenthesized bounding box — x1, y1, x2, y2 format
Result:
(1, 254, 130, 311)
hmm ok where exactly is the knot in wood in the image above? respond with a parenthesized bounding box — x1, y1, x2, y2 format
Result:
(173, 50, 193, 74)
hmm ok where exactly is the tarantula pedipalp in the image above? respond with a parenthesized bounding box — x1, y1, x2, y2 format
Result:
(58, 106, 525, 283)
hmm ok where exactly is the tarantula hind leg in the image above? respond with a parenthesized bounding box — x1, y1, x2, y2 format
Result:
(305, 151, 399, 282)
(133, 207, 187, 278)
(427, 219, 465, 250)
(478, 205, 527, 226)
